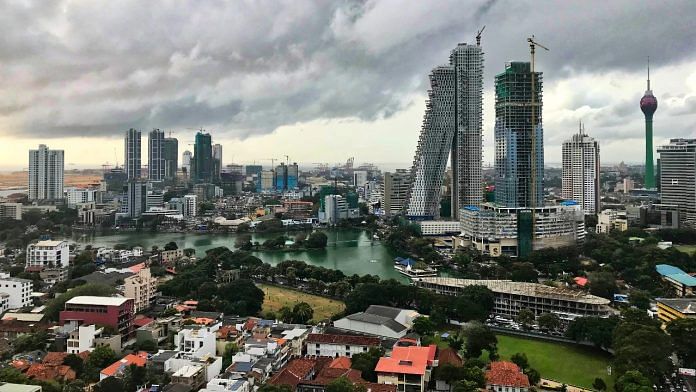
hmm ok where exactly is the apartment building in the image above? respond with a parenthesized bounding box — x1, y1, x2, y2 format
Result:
(0, 273, 33, 309)
(25, 240, 69, 284)
(376, 345, 437, 392)
(305, 334, 380, 358)
(59, 296, 135, 338)
(124, 267, 157, 312)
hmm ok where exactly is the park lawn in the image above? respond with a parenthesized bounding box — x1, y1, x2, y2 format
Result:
(674, 244, 696, 255)
(258, 283, 345, 322)
(496, 334, 616, 390)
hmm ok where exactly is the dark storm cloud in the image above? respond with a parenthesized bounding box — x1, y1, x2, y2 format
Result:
(0, 0, 694, 141)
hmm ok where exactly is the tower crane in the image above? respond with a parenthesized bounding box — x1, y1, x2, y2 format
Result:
(527, 35, 549, 209)
(476, 25, 486, 46)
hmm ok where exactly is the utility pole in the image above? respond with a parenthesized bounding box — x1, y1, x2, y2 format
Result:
(527, 35, 549, 209)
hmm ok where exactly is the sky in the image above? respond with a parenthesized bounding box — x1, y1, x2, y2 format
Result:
(1, 0, 695, 171)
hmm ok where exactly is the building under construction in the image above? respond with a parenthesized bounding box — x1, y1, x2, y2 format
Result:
(494, 62, 544, 208)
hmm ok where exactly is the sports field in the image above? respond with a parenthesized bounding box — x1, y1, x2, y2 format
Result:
(258, 283, 345, 322)
(674, 245, 696, 255)
(496, 334, 615, 390)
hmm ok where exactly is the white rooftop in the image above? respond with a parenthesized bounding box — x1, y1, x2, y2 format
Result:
(33, 240, 66, 247)
(66, 296, 130, 306)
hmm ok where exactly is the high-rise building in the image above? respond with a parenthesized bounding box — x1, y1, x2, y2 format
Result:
(657, 139, 696, 228)
(287, 163, 299, 189)
(384, 170, 410, 217)
(562, 123, 600, 214)
(148, 129, 165, 181)
(124, 128, 142, 180)
(275, 163, 288, 190)
(162, 137, 179, 180)
(353, 170, 368, 187)
(494, 62, 544, 208)
(245, 165, 263, 177)
(121, 181, 148, 219)
(640, 62, 658, 189)
(406, 42, 484, 220)
(182, 150, 192, 177)
(28, 144, 64, 201)
(192, 132, 213, 183)
(213, 143, 223, 180)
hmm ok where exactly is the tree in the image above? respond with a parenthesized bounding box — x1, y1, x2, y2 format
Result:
(451, 381, 479, 392)
(325, 376, 367, 392)
(615, 370, 652, 392)
(63, 354, 84, 376)
(306, 231, 328, 248)
(588, 272, 618, 299)
(351, 347, 385, 382)
(223, 342, 239, 369)
(164, 241, 178, 251)
(537, 312, 560, 331)
(593, 378, 607, 391)
(87, 346, 117, 369)
(292, 302, 314, 324)
(94, 377, 124, 392)
(412, 316, 436, 336)
(465, 323, 497, 358)
(257, 385, 293, 392)
(666, 318, 696, 367)
(278, 306, 293, 322)
(516, 308, 535, 328)
(565, 316, 618, 348)
(510, 353, 529, 370)
(613, 309, 672, 382)
(235, 235, 253, 251)
(629, 290, 650, 310)
(510, 262, 539, 283)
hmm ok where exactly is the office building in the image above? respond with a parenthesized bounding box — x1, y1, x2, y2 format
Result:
(324, 194, 348, 224)
(124, 128, 142, 180)
(384, 170, 410, 216)
(656, 298, 696, 324)
(287, 162, 299, 189)
(562, 123, 600, 214)
(596, 209, 628, 233)
(657, 139, 696, 228)
(0, 203, 22, 220)
(146, 192, 164, 211)
(193, 132, 214, 183)
(213, 143, 223, 180)
(163, 137, 179, 180)
(0, 273, 33, 309)
(416, 277, 611, 320)
(183, 194, 198, 217)
(656, 264, 696, 297)
(494, 62, 544, 208)
(417, 220, 462, 236)
(25, 240, 69, 284)
(104, 167, 128, 192)
(275, 163, 289, 191)
(65, 188, 97, 208)
(60, 296, 135, 338)
(260, 170, 275, 192)
(28, 144, 64, 201)
(406, 42, 483, 220)
(353, 170, 368, 187)
(245, 165, 263, 177)
(148, 129, 165, 181)
(640, 63, 658, 189)
(182, 150, 193, 177)
(121, 181, 148, 219)
(457, 202, 585, 258)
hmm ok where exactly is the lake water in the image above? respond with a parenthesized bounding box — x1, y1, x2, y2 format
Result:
(70, 229, 407, 282)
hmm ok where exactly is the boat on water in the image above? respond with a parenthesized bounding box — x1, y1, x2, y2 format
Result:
(393, 257, 438, 279)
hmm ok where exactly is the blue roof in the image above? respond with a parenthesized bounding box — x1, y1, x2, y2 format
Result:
(234, 361, 253, 372)
(656, 264, 696, 286)
(561, 200, 579, 206)
(463, 205, 480, 211)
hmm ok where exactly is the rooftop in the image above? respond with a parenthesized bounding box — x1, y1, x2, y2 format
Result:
(656, 264, 696, 287)
(486, 361, 530, 388)
(32, 240, 65, 247)
(307, 333, 381, 346)
(374, 345, 436, 375)
(345, 313, 407, 333)
(66, 296, 131, 306)
(417, 277, 610, 305)
(657, 298, 696, 315)
(100, 352, 148, 377)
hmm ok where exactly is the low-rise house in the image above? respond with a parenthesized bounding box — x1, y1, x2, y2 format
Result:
(64, 322, 121, 354)
(485, 361, 530, 392)
(305, 334, 380, 358)
(375, 345, 437, 392)
(334, 305, 420, 339)
(99, 352, 148, 380)
(200, 378, 250, 392)
(176, 323, 220, 358)
(59, 296, 135, 339)
(0, 273, 33, 310)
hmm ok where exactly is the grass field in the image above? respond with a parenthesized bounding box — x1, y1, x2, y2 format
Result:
(675, 245, 696, 255)
(495, 334, 615, 390)
(258, 283, 345, 322)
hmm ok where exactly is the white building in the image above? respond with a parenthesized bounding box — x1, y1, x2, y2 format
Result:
(305, 333, 380, 358)
(260, 170, 275, 192)
(184, 194, 197, 217)
(25, 240, 69, 284)
(596, 209, 628, 233)
(124, 267, 157, 312)
(353, 170, 368, 187)
(200, 378, 249, 392)
(0, 203, 22, 220)
(66, 188, 98, 208)
(324, 194, 348, 224)
(176, 323, 220, 359)
(562, 124, 600, 214)
(658, 138, 696, 228)
(0, 273, 32, 309)
(66, 323, 103, 354)
(146, 192, 165, 210)
(334, 305, 420, 339)
(182, 150, 193, 176)
(418, 220, 461, 236)
(29, 144, 64, 201)
(384, 170, 410, 217)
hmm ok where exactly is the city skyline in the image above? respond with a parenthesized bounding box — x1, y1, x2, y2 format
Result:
(1, 2, 695, 170)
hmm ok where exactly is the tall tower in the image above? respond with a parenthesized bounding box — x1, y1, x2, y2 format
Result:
(148, 129, 165, 181)
(162, 137, 179, 180)
(192, 131, 213, 183)
(640, 60, 658, 189)
(562, 122, 600, 214)
(124, 128, 142, 180)
(28, 144, 64, 201)
(494, 62, 544, 208)
(406, 41, 483, 219)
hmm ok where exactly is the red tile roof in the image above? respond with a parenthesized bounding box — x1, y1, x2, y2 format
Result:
(307, 333, 380, 346)
(329, 357, 352, 370)
(436, 347, 463, 367)
(486, 361, 530, 388)
(217, 325, 239, 339)
(26, 364, 76, 382)
(374, 345, 436, 376)
(100, 352, 149, 378)
(133, 315, 155, 328)
(268, 358, 316, 388)
(128, 263, 146, 273)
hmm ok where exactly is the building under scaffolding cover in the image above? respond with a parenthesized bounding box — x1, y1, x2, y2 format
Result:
(414, 277, 611, 320)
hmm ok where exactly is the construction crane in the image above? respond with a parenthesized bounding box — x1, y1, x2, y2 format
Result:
(527, 35, 549, 209)
(261, 158, 278, 169)
(284, 155, 290, 165)
(476, 25, 486, 46)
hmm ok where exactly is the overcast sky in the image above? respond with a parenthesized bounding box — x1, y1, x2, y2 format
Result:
(1, 0, 695, 170)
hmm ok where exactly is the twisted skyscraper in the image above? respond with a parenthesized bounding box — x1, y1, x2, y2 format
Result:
(406, 42, 484, 219)
(640, 61, 657, 189)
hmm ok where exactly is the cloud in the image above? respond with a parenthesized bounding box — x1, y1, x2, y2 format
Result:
(0, 0, 694, 169)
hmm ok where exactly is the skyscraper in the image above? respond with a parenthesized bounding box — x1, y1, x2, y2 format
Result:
(640, 61, 658, 189)
(562, 123, 600, 214)
(148, 129, 165, 181)
(162, 137, 178, 180)
(385, 169, 411, 217)
(192, 131, 213, 183)
(121, 181, 148, 219)
(657, 139, 696, 228)
(124, 128, 142, 180)
(494, 62, 544, 208)
(28, 144, 64, 201)
(406, 42, 483, 219)
(212, 143, 223, 181)
(182, 150, 192, 177)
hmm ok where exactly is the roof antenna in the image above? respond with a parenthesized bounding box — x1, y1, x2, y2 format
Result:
(647, 56, 651, 91)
